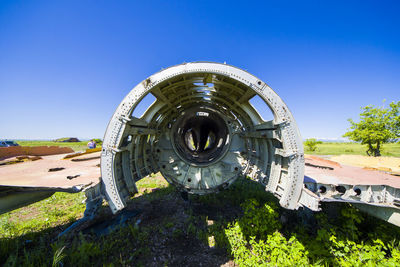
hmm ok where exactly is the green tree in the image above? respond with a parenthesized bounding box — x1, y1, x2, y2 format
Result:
(343, 101, 400, 157)
(304, 138, 322, 152)
(389, 101, 400, 141)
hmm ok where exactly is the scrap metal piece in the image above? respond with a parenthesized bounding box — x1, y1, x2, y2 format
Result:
(57, 182, 104, 237)
(0, 185, 82, 214)
(0, 152, 101, 215)
(304, 156, 400, 226)
(305, 162, 334, 170)
(0, 152, 101, 188)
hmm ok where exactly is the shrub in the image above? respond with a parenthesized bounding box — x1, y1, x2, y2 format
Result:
(225, 199, 309, 266)
(304, 138, 322, 152)
(224, 199, 400, 266)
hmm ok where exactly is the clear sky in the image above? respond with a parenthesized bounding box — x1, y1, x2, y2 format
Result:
(1, 0, 399, 140)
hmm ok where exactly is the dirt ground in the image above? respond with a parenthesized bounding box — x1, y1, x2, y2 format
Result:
(68, 176, 239, 266)
(330, 155, 400, 173)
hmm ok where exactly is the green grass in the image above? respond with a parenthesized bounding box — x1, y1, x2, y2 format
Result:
(0, 192, 86, 266)
(304, 142, 400, 157)
(15, 140, 92, 152)
(2, 174, 400, 266)
(0, 192, 86, 239)
(12, 140, 400, 156)
(135, 173, 168, 190)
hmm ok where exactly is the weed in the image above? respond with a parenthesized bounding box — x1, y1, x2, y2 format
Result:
(52, 246, 66, 267)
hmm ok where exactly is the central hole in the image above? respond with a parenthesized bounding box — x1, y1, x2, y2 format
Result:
(172, 108, 229, 165)
(184, 119, 217, 153)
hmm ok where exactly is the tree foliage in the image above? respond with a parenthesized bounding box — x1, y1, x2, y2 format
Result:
(343, 101, 400, 157)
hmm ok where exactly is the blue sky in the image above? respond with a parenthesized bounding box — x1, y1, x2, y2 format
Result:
(0, 0, 399, 140)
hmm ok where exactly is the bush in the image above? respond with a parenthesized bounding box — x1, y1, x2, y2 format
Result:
(304, 138, 322, 152)
(224, 199, 400, 266)
(225, 199, 309, 266)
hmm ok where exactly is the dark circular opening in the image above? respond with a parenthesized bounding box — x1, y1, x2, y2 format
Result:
(319, 186, 327, 194)
(187, 178, 192, 182)
(336, 186, 346, 194)
(354, 188, 361, 196)
(172, 108, 229, 165)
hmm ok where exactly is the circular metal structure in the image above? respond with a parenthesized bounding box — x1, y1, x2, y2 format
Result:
(100, 62, 304, 213)
(170, 106, 231, 167)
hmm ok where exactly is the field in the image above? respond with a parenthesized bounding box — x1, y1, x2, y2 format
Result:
(12, 140, 400, 157)
(15, 140, 93, 152)
(304, 142, 400, 157)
